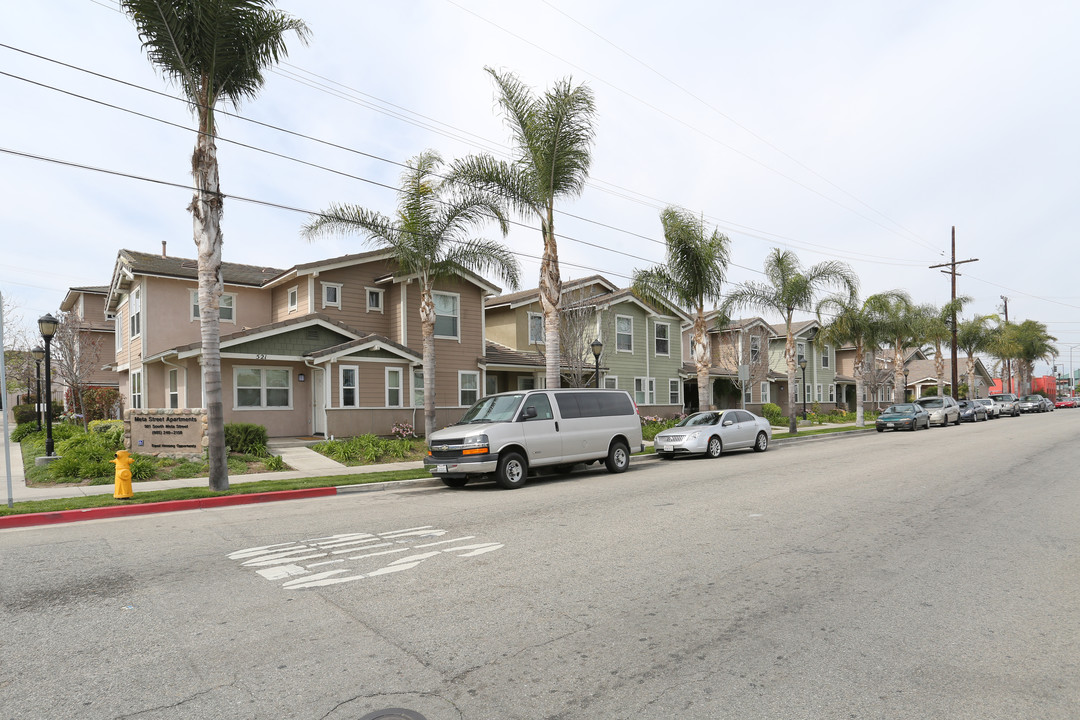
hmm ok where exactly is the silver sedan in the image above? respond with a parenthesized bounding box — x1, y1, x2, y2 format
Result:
(653, 409, 772, 459)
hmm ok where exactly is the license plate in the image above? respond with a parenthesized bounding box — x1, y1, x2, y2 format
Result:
(887, 423, 894, 428)
(663, 444, 673, 452)
(435, 464, 447, 473)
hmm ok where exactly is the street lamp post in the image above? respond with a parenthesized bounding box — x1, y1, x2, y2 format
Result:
(31, 346, 45, 431)
(903, 368, 910, 402)
(590, 339, 603, 389)
(38, 313, 59, 457)
(799, 358, 808, 420)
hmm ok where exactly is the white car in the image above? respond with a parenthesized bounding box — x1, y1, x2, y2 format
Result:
(654, 409, 771, 459)
(915, 396, 961, 426)
(974, 397, 1000, 418)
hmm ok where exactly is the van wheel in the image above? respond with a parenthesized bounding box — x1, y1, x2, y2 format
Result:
(753, 432, 769, 452)
(706, 436, 722, 458)
(605, 441, 630, 473)
(441, 477, 468, 488)
(495, 452, 527, 489)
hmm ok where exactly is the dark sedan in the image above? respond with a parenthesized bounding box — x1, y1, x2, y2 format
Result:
(875, 404, 930, 432)
(958, 399, 987, 422)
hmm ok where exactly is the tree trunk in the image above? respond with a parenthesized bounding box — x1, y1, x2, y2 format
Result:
(854, 343, 865, 427)
(191, 104, 228, 492)
(893, 344, 905, 404)
(785, 323, 797, 434)
(693, 309, 710, 412)
(420, 286, 437, 439)
(965, 355, 976, 398)
(934, 341, 945, 397)
(539, 214, 562, 390)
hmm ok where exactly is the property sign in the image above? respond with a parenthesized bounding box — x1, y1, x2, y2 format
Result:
(126, 408, 207, 457)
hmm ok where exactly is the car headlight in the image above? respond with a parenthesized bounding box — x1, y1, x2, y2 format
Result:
(688, 431, 701, 441)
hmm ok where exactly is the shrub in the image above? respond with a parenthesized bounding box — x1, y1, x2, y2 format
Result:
(761, 403, 783, 425)
(129, 455, 156, 481)
(66, 387, 121, 422)
(12, 404, 37, 425)
(48, 432, 121, 481)
(11, 422, 38, 442)
(224, 423, 268, 456)
(391, 422, 417, 439)
(264, 454, 286, 471)
(639, 415, 683, 441)
(313, 434, 420, 465)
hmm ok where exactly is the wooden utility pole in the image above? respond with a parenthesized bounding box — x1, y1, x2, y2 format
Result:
(1000, 295, 1011, 393)
(929, 227, 977, 399)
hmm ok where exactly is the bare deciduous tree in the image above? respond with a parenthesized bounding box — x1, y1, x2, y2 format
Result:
(52, 309, 103, 431)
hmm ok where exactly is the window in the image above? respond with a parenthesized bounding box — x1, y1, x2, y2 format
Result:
(654, 323, 670, 356)
(191, 291, 235, 322)
(130, 370, 143, 409)
(287, 286, 298, 313)
(760, 382, 770, 404)
(386, 368, 402, 407)
(235, 367, 291, 409)
(744, 385, 752, 404)
(366, 288, 384, 313)
(669, 379, 680, 405)
(340, 366, 358, 408)
(527, 312, 545, 345)
(412, 369, 424, 407)
(829, 384, 836, 402)
(806, 384, 812, 403)
(129, 287, 141, 338)
(114, 314, 122, 351)
(634, 377, 655, 405)
(796, 342, 805, 366)
(486, 375, 498, 396)
(168, 369, 179, 409)
(616, 315, 633, 352)
(459, 371, 479, 405)
(434, 292, 459, 339)
(816, 384, 823, 402)
(795, 383, 801, 403)
(322, 282, 342, 309)
(517, 376, 536, 391)
(750, 335, 761, 363)
(603, 376, 618, 390)
(522, 394, 554, 420)
(821, 345, 830, 368)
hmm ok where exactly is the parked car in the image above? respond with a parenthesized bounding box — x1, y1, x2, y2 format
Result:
(975, 397, 1000, 418)
(1041, 396, 1055, 412)
(1054, 397, 1077, 409)
(989, 393, 1021, 417)
(425, 388, 643, 489)
(1018, 394, 1046, 413)
(915, 396, 961, 426)
(654, 409, 771, 459)
(875, 404, 930, 432)
(957, 399, 987, 422)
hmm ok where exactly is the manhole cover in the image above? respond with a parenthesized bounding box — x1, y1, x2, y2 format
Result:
(357, 710, 427, 720)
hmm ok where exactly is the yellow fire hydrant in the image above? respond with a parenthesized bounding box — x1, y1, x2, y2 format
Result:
(111, 450, 134, 499)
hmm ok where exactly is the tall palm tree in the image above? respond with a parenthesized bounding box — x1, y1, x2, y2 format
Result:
(920, 297, 970, 398)
(122, 0, 309, 491)
(722, 249, 858, 433)
(956, 314, 997, 398)
(632, 207, 731, 412)
(450, 68, 597, 389)
(1009, 319, 1058, 394)
(987, 318, 1020, 394)
(302, 150, 521, 439)
(818, 290, 903, 427)
(865, 292, 919, 403)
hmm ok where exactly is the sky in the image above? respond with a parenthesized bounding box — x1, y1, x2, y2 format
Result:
(2, 0, 1079, 377)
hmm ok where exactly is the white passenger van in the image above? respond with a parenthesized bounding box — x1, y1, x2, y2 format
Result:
(425, 388, 644, 489)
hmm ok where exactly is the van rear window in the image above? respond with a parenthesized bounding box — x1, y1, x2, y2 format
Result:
(554, 391, 635, 418)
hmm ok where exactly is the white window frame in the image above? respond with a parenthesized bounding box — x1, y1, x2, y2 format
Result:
(821, 344, 830, 368)
(816, 384, 823, 402)
(287, 286, 298, 313)
(129, 287, 142, 339)
(796, 341, 805, 366)
(114, 313, 122, 352)
(616, 314, 634, 353)
(795, 383, 801, 403)
(168, 368, 179, 409)
(668, 378, 680, 405)
(527, 312, 545, 345)
(603, 375, 618, 390)
(385, 367, 403, 408)
(130, 370, 143, 409)
(340, 365, 359, 408)
(750, 335, 761, 363)
(760, 381, 770, 404)
(517, 376, 536, 391)
(806, 384, 812, 403)
(634, 377, 655, 405)
(412, 369, 424, 408)
(434, 291, 461, 341)
(654, 322, 670, 356)
(744, 385, 752, 404)
(190, 290, 236, 323)
(458, 370, 479, 406)
(366, 287, 384, 314)
(486, 374, 498, 396)
(829, 384, 836, 403)
(234, 366, 293, 410)
(321, 282, 343, 310)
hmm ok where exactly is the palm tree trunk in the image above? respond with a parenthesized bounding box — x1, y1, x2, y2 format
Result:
(539, 216, 561, 390)
(934, 341, 945, 397)
(420, 287, 436, 439)
(191, 104, 228, 492)
(693, 310, 710, 411)
(893, 344, 905, 403)
(785, 325, 797, 434)
(966, 355, 976, 398)
(854, 344, 865, 427)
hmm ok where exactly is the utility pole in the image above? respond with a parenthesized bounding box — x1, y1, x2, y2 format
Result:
(929, 227, 977, 400)
(1000, 295, 1011, 393)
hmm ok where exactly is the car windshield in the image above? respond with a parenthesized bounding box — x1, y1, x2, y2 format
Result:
(1022, 395, 1041, 401)
(456, 394, 524, 424)
(975, 399, 991, 405)
(885, 404, 917, 414)
(918, 398, 943, 408)
(990, 395, 1012, 401)
(959, 401, 973, 408)
(676, 412, 720, 427)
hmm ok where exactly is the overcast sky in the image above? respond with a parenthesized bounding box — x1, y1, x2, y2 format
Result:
(3, 1, 1079, 376)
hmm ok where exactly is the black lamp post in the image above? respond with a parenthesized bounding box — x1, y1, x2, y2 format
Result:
(38, 313, 59, 456)
(799, 357, 808, 420)
(590, 339, 603, 389)
(903, 368, 910, 402)
(31, 346, 45, 431)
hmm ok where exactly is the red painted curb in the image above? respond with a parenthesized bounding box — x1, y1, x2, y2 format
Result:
(0, 487, 339, 529)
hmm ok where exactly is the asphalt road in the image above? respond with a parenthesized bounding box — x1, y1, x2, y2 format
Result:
(2, 412, 1078, 719)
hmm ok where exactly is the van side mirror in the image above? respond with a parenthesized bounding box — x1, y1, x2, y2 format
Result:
(522, 406, 537, 420)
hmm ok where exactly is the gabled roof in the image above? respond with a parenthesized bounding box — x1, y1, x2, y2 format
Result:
(166, 313, 362, 359)
(704, 316, 777, 336)
(486, 275, 617, 310)
(768, 319, 820, 338)
(306, 333, 420, 365)
(482, 341, 546, 370)
(60, 285, 109, 312)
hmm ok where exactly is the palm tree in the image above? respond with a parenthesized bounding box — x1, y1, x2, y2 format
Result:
(632, 207, 731, 412)
(865, 292, 919, 403)
(988, 318, 1020, 394)
(818, 291, 903, 427)
(956, 314, 997, 398)
(122, 0, 309, 491)
(302, 150, 521, 439)
(920, 297, 970, 398)
(722, 249, 858, 433)
(1009, 319, 1058, 394)
(450, 68, 597, 389)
